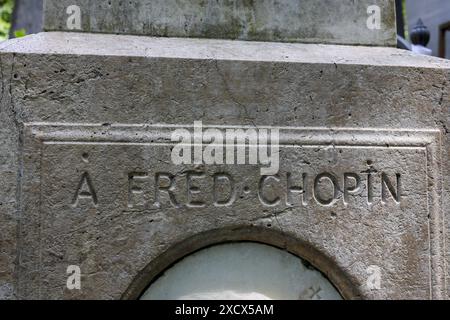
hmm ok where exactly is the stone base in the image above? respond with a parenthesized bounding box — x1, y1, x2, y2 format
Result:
(1, 32, 449, 299)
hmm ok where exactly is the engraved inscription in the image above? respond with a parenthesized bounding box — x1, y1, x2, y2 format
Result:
(122, 170, 402, 210)
(72, 171, 97, 207)
(213, 173, 235, 207)
(21, 125, 445, 299)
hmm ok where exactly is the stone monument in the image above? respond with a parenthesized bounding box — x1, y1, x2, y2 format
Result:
(0, 0, 449, 300)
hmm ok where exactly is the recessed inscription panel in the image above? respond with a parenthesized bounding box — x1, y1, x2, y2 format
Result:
(43, 145, 412, 212)
(20, 125, 444, 299)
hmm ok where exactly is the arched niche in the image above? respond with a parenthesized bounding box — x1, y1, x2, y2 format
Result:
(140, 242, 342, 300)
(122, 227, 362, 300)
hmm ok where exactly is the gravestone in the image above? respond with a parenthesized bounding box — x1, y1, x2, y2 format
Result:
(0, 0, 449, 300)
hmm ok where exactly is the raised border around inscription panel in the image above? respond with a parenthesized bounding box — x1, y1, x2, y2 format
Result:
(18, 123, 445, 299)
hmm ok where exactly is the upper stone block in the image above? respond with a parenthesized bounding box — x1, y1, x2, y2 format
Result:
(43, 0, 396, 46)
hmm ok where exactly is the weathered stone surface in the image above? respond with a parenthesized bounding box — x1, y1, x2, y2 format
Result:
(0, 32, 449, 300)
(43, 0, 396, 46)
(141, 243, 342, 300)
(0, 45, 19, 300)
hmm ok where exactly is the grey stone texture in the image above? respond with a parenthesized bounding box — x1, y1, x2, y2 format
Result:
(0, 32, 450, 299)
(0, 42, 19, 300)
(43, 0, 397, 46)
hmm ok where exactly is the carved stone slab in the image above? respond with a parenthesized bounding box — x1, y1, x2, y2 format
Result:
(1, 32, 449, 299)
(20, 123, 443, 299)
(43, 0, 397, 46)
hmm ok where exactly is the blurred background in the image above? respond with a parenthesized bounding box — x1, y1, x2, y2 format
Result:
(0, 0, 449, 58)
(400, 0, 450, 58)
(0, 0, 43, 40)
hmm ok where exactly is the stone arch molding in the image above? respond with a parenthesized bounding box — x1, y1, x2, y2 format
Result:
(122, 227, 362, 300)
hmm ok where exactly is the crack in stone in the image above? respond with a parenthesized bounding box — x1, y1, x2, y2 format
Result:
(214, 60, 257, 128)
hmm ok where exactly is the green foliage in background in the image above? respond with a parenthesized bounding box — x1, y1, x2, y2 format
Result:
(13, 27, 25, 38)
(0, 0, 14, 41)
(402, 0, 408, 39)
